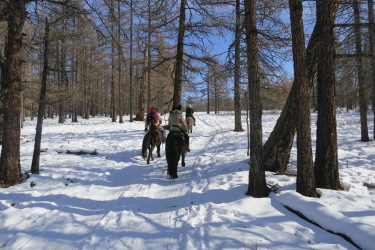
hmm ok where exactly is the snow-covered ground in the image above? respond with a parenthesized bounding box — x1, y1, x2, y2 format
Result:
(1, 111, 375, 249)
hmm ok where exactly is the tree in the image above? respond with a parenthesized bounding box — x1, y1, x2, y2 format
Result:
(129, 0, 134, 122)
(369, 0, 375, 140)
(0, 0, 27, 186)
(233, 0, 244, 132)
(31, 19, 50, 174)
(353, 0, 369, 142)
(262, 23, 319, 174)
(314, 0, 341, 190)
(244, 0, 268, 198)
(288, 0, 317, 197)
(110, 0, 116, 122)
(172, 0, 186, 106)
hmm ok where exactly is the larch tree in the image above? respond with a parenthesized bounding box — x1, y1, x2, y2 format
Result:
(31, 18, 50, 175)
(353, 0, 369, 142)
(172, 0, 186, 107)
(0, 0, 26, 186)
(288, 0, 317, 197)
(314, 0, 342, 190)
(244, 0, 268, 198)
(233, 0, 244, 132)
(368, 0, 375, 140)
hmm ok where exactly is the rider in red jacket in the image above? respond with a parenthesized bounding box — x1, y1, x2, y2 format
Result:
(145, 107, 166, 142)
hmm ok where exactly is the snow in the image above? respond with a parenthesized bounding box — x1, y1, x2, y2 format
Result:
(1, 111, 375, 249)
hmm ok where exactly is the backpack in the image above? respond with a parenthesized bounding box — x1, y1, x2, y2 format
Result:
(147, 112, 156, 125)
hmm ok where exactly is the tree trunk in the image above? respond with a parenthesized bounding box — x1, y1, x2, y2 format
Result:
(173, 0, 186, 106)
(129, 0, 134, 122)
(117, 0, 123, 124)
(206, 81, 210, 114)
(262, 4, 338, 173)
(31, 19, 50, 174)
(234, 0, 244, 132)
(0, 0, 25, 186)
(110, 0, 116, 122)
(314, 0, 342, 190)
(244, 0, 268, 198)
(289, 0, 317, 197)
(134, 49, 148, 121)
(353, 0, 369, 141)
(58, 45, 67, 124)
(369, 0, 375, 140)
(0, 45, 5, 144)
(147, 0, 153, 111)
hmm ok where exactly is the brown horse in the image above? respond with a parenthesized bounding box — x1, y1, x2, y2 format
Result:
(142, 123, 163, 164)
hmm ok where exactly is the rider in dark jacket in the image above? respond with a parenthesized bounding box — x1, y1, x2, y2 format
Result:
(185, 104, 195, 125)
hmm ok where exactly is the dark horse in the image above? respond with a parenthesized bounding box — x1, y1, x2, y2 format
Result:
(142, 123, 163, 164)
(165, 131, 188, 179)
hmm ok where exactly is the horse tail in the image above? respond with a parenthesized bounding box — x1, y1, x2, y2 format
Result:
(142, 133, 151, 160)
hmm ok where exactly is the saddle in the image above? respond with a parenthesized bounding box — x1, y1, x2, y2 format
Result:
(169, 130, 185, 137)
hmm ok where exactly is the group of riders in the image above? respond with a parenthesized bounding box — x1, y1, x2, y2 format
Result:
(144, 104, 196, 152)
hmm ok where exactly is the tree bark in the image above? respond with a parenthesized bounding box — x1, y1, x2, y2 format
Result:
(0, 44, 5, 144)
(31, 19, 50, 174)
(173, 0, 186, 107)
(244, 0, 268, 198)
(314, 0, 342, 190)
(0, 0, 25, 186)
(289, 0, 317, 197)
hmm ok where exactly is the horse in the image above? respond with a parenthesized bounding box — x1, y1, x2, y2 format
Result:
(142, 123, 163, 164)
(186, 117, 194, 134)
(165, 131, 188, 179)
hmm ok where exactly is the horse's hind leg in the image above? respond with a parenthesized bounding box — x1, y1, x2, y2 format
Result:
(147, 150, 151, 164)
(181, 152, 186, 167)
(150, 147, 154, 161)
(157, 144, 161, 157)
(147, 147, 154, 164)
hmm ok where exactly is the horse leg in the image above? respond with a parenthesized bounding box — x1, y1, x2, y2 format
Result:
(147, 150, 150, 164)
(157, 143, 161, 157)
(181, 152, 186, 167)
(147, 145, 154, 164)
(150, 146, 154, 161)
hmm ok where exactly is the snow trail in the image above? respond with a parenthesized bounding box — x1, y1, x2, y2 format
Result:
(0, 112, 368, 249)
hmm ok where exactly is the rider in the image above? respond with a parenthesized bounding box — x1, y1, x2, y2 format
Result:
(145, 106, 166, 142)
(185, 104, 196, 126)
(168, 104, 190, 152)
